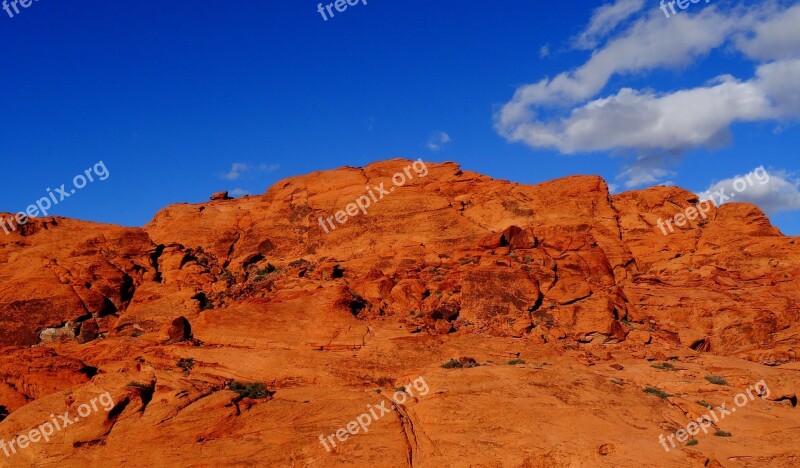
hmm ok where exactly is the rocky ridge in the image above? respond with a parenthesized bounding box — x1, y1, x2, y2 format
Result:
(0, 159, 797, 467)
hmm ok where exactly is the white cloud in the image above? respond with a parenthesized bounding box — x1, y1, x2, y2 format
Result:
(539, 44, 551, 58)
(699, 168, 800, 215)
(497, 7, 742, 115)
(617, 155, 677, 188)
(574, 0, 646, 50)
(426, 131, 451, 151)
(495, 1, 800, 198)
(258, 163, 280, 172)
(500, 72, 783, 154)
(221, 163, 251, 181)
(229, 188, 251, 197)
(735, 4, 800, 61)
(220, 163, 280, 180)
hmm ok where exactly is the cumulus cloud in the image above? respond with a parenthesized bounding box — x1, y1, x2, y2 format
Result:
(220, 163, 280, 180)
(497, 7, 743, 114)
(617, 155, 677, 188)
(496, 1, 800, 188)
(426, 131, 451, 151)
(573, 0, 646, 49)
(699, 168, 800, 215)
(735, 4, 800, 61)
(229, 188, 251, 197)
(502, 71, 784, 154)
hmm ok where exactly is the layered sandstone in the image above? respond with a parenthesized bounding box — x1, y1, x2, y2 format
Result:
(0, 159, 797, 467)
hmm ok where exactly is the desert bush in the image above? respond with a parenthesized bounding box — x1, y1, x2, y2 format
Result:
(643, 386, 672, 399)
(177, 358, 195, 374)
(441, 358, 463, 369)
(253, 264, 277, 281)
(229, 381, 274, 399)
(651, 362, 676, 371)
(705, 375, 728, 386)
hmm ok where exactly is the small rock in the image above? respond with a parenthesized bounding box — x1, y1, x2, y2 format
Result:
(165, 317, 192, 344)
(610, 363, 624, 370)
(210, 191, 232, 201)
(77, 319, 100, 343)
(598, 444, 614, 456)
(627, 330, 651, 345)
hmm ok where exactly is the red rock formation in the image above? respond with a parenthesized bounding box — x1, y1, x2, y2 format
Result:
(0, 159, 798, 466)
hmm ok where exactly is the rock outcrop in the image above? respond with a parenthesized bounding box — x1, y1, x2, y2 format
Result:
(0, 159, 798, 467)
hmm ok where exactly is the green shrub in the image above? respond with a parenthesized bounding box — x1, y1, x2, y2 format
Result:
(374, 377, 394, 387)
(177, 358, 195, 374)
(459, 258, 478, 265)
(507, 358, 526, 365)
(705, 375, 728, 386)
(643, 386, 673, 399)
(441, 358, 463, 369)
(714, 430, 732, 437)
(442, 357, 479, 369)
(696, 400, 713, 409)
(686, 439, 699, 446)
(651, 362, 676, 371)
(253, 264, 277, 281)
(229, 381, 274, 399)
(460, 358, 480, 368)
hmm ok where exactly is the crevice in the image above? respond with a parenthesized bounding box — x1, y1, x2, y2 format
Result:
(383, 396, 418, 467)
(772, 395, 797, 408)
(690, 338, 711, 352)
(150, 244, 165, 283)
(78, 365, 99, 378)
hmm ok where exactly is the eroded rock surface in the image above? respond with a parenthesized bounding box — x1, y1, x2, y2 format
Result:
(0, 159, 798, 467)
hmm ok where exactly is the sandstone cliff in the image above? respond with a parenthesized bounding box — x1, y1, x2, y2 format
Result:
(0, 159, 797, 467)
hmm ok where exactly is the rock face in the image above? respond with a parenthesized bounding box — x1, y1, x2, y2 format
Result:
(210, 191, 232, 201)
(0, 159, 798, 467)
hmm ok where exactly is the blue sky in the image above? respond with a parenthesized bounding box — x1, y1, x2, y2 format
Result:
(1, 0, 799, 233)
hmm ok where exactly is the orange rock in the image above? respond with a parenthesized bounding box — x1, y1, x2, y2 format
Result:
(628, 330, 652, 345)
(0, 159, 798, 466)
